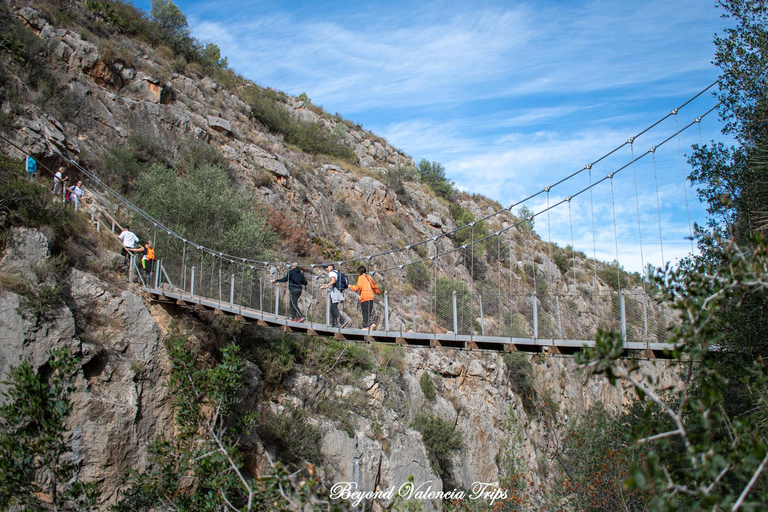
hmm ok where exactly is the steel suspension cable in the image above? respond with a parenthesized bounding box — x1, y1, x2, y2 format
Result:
(651, 148, 665, 265)
(630, 140, 647, 291)
(674, 110, 695, 253)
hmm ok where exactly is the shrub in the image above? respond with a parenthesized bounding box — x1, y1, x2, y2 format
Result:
(420, 371, 436, 402)
(0, 348, 98, 510)
(265, 206, 312, 257)
(411, 414, 463, 486)
(597, 261, 629, 290)
(258, 407, 323, 464)
(406, 260, 430, 291)
(417, 159, 455, 200)
(502, 352, 536, 413)
(132, 163, 277, 260)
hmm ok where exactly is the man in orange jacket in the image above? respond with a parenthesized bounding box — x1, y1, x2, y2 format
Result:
(349, 265, 381, 330)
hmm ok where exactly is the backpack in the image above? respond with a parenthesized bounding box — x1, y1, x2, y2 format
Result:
(334, 270, 349, 291)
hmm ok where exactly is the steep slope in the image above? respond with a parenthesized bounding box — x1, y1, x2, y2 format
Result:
(0, 1, 683, 509)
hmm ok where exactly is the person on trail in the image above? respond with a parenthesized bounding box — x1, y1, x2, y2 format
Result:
(141, 240, 156, 283)
(52, 166, 68, 197)
(118, 225, 141, 267)
(68, 180, 86, 211)
(25, 155, 37, 182)
(349, 265, 381, 330)
(320, 263, 350, 328)
(271, 262, 308, 322)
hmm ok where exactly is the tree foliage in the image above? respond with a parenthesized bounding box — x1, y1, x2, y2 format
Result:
(0, 348, 98, 510)
(114, 334, 345, 511)
(417, 159, 455, 200)
(577, 238, 768, 510)
(132, 163, 277, 261)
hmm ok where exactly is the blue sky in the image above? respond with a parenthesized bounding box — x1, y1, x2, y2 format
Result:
(134, 0, 730, 272)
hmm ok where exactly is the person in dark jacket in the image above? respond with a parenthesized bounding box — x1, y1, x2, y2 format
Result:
(271, 262, 308, 322)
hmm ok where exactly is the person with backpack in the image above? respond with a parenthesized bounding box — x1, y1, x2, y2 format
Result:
(271, 262, 308, 322)
(320, 263, 350, 328)
(68, 180, 86, 211)
(25, 155, 37, 182)
(349, 265, 381, 331)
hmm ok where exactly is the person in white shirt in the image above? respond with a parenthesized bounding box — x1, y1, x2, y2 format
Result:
(68, 180, 85, 211)
(52, 167, 68, 197)
(118, 225, 141, 267)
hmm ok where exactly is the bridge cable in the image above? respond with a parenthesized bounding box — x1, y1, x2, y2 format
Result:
(674, 110, 695, 253)
(630, 140, 647, 294)
(610, 175, 622, 294)
(653, 144, 671, 262)
(546, 188, 554, 292)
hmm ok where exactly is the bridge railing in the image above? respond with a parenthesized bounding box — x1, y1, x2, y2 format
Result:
(86, 200, 676, 346)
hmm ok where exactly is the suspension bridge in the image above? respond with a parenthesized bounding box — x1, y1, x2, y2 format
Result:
(7, 81, 724, 359)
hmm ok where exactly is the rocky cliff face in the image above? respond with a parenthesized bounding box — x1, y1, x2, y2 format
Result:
(0, 226, 680, 510)
(0, 2, 682, 509)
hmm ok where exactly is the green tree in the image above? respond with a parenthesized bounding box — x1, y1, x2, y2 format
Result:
(577, 238, 768, 510)
(149, 0, 191, 49)
(411, 414, 463, 487)
(200, 42, 228, 73)
(0, 348, 98, 510)
(417, 159, 455, 200)
(516, 205, 534, 232)
(132, 163, 277, 261)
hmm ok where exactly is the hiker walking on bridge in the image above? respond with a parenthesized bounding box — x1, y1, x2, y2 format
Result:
(349, 265, 380, 330)
(271, 262, 308, 322)
(320, 264, 350, 328)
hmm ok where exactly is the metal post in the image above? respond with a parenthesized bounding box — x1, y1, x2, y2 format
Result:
(259, 278, 264, 316)
(230, 273, 235, 308)
(479, 294, 485, 336)
(643, 297, 649, 346)
(96, 219, 100, 233)
(620, 291, 627, 343)
(452, 290, 458, 335)
(556, 295, 563, 340)
(326, 293, 331, 325)
(111, 220, 115, 233)
(412, 296, 416, 332)
(532, 293, 538, 339)
(154, 259, 161, 289)
(129, 254, 135, 283)
(384, 291, 389, 333)
(275, 284, 280, 316)
(182, 264, 187, 293)
(190, 267, 196, 298)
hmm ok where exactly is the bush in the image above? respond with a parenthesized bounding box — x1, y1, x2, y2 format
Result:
(0, 348, 98, 510)
(420, 371, 436, 401)
(502, 352, 535, 413)
(597, 261, 629, 290)
(258, 407, 323, 464)
(132, 163, 277, 260)
(411, 414, 463, 486)
(406, 260, 430, 291)
(417, 159, 455, 200)
(243, 87, 358, 162)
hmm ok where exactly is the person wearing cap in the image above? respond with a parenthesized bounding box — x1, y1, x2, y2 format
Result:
(271, 262, 308, 322)
(320, 263, 350, 328)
